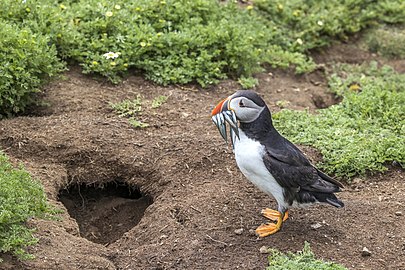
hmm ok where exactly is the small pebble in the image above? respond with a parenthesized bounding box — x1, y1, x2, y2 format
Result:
(234, 228, 244, 235)
(395, 211, 402, 216)
(352, 178, 362, 185)
(312, 81, 321, 86)
(310, 223, 322, 229)
(361, 247, 372, 257)
(248, 229, 256, 236)
(259, 245, 269, 254)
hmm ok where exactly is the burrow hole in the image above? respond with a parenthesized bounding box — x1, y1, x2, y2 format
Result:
(59, 182, 153, 245)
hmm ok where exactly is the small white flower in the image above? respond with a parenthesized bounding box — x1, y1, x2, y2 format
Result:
(317, 20, 324, 26)
(103, 52, 120, 59)
(22, 0, 26, 3)
(114, 4, 121, 10)
(296, 38, 303, 45)
(106, 11, 113, 17)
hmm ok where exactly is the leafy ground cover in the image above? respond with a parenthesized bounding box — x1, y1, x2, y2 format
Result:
(254, 0, 405, 52)
(110, 94, 168, 127)
(266, 242, 347, 270)
(363, 25, 405, 59)
(274, 62, 405, 178)
(1, 0, 405, 117)
(0, 20, 64, 118)
(0, 152, 57, 262)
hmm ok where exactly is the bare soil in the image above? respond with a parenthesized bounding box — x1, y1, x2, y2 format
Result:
(0, 41, 404, 270)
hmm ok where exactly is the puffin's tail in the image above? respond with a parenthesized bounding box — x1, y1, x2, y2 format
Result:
(297, 190, 344, 208)
(313, 192, 344, 208)
(299, 170, 344, 208)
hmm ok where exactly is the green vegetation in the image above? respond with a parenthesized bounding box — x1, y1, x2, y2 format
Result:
(238, 76, 259, 89)
(274, 62, 405, 178)
(110, 96, 143, 118)
(127, 118, 149, 128)
(151, 95, 168, 109)
(0, 152, 57, 262)
(275, 100, 291, 109)
(2, 0, 405, 117)
(364, 25, 405, 59)
(254, 0, 405, 52)
(110, 95, 170, 126)
(0, 0, 403, 266)
(0, 20, 64, 118)
(110, 96, 149, 128)
(266, 242, 347, 270)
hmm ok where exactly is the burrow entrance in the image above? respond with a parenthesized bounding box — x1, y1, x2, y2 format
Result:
(59, 182, 153, 245)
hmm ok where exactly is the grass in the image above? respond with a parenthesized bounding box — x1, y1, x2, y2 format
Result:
(0, 152, 57, 262)
(273, 62, 405, 179)
(266, 242, 347, 270)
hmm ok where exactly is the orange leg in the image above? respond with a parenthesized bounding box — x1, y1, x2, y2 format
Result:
(261, 208, 289, 222)
(255, 209, 288, 237)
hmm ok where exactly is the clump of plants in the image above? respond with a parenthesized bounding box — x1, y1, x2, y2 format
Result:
(0, 152, 57, 262)
(238, 76, 259, 89)
(273, 62, 405, 179)
(254, 0, 405, 52)
(151, 95, 168, 109)
(364, 25, 405, 59)
(266, 242, 347, 270)
(61, 0, 284, 85)
(110, 95, 149, 128)
(110, 94, 169, 127)
(0, 19, 64, 118)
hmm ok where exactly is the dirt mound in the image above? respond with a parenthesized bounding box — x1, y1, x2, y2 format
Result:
(0, 43, 404, 270)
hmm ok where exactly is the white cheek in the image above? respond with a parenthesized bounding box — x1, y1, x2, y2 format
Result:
(239, 107, 264, 123)
(238, 109, 257, 122)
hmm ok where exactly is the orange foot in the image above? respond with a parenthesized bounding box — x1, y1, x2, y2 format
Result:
(256, 222, 280, 237)
(255, 209, 288, 237)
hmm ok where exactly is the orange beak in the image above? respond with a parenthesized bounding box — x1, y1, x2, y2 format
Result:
(211, 97, 230, 116)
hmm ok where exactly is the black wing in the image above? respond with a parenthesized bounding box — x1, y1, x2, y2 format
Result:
(262, 138, 343, 192)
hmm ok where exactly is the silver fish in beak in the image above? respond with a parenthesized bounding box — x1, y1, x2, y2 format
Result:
(211, 97, 239, 148)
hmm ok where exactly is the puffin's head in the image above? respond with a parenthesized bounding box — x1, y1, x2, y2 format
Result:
(211, 90, 267, 145)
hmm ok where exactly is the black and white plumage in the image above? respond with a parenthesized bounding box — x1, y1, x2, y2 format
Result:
(211, 90, 344, 236)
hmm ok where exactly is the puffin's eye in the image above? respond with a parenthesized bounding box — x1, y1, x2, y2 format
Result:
(239, 100, 245, 107)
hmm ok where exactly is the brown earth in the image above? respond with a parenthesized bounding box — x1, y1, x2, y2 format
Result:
(0, 41, 404, 270)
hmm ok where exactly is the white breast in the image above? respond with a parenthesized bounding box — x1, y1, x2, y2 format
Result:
(233, 130, 287, 209)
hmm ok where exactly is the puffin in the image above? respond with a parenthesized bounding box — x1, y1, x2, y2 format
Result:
(211, 90, 344, 237)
